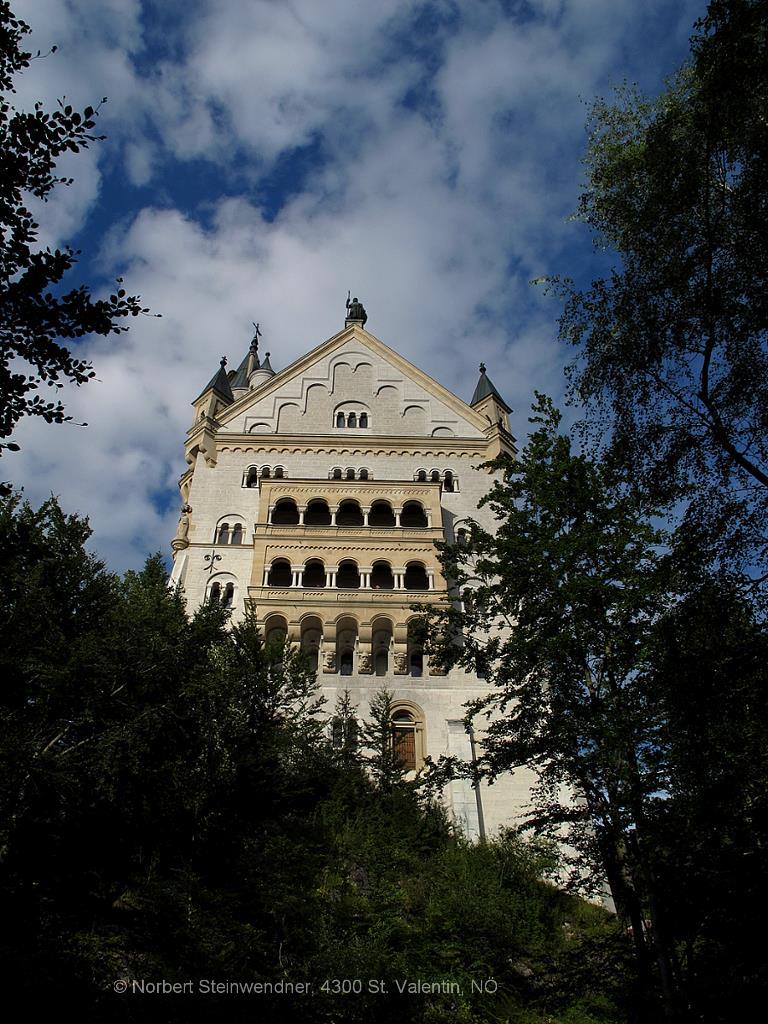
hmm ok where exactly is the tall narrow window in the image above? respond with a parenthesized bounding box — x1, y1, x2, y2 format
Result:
(246, 468, 258, 487)
(359, 412, 368, 428)
(340, 651, 353, 675)
(217, 523, 229, 544)
(346, 467, 355, 480)
(416, 470, 427, 482)
(443, 471, 454, 492)
(392, 710, 417, 771)
(332, 467, 342, 480)
(261, 466, 271, 479)
(209, 582, 221, 605)
(231, 524, 243, 545)
(222, 582, 234, 607)
(336, 412, 345, 427)
(274, 467, 284, 479)
(359, 468, 369, 480)
(347, 412, 357, 428)
(431, 470, 440, 482)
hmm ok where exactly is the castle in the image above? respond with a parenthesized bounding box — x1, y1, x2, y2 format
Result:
(169, 297, 538, 836)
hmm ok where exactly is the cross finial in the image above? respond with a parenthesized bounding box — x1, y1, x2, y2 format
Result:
(251, 321, 261, 354)
(220, 356, 227, 368)
(479, 362, 486, 374)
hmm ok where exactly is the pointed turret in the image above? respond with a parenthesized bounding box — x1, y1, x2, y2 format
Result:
(232, 327, 262, 398)
(187, 356, 234, 469)
(470, 362, 512, 433)
(195, 356, 234, 406)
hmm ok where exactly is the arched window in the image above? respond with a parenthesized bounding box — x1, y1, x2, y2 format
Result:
(332, 467, 342, 480)
(231, 523, 243, 545)
(369, 500, 395, 528)
(336, 412, 345, 427)
(222, 582, 234, 607)
(339, 651, 354, 675)
(416, 470, 427, 482)
(401, 501, 428, 528)
(274, 467, 284, 479)
(371, 561, 394, 590)
(268, 559, 293, 587)
(359, 412, 368, 428)
(271, 499, 299, 525)
(347, 412, 357, 428)
(300, 617, 322, 670)
(265, 616, 288, 647)
(346, 467, 355, 480)
(392, 710, 417, 771)
(409, 651, 424, 677)
(305, 499, 331, 526)
(337, 560, 360, 589)
(404, 562, 429, 591)
(260, 466, 271, 479)
(375, 650, 388, 676)
(209, 581, 221, 605)
(303, 559, 326, 588)
(217, 522, 230, 544)
(245, 467, 258, 488)
(358, 468, 369, 480)
(430, 470, 440, 483)
(457, 528, 468, 547)
(336, 500, 363, 527)
(443, 471, 454, 492)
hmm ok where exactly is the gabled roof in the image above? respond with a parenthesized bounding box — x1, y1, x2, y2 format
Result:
(470, 363, 511, 413)
(214, 323, 492, 433)
(194, 358, 234, 405)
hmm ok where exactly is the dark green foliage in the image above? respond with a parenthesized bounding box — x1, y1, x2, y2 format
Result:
(420, 394, 768, 1019)
(0, 494, 629, 1023)
(554, 0, 768, 581)
(0, 1, 151, 470)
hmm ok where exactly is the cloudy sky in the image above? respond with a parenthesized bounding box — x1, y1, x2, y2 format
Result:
(7, 0, 704, 571)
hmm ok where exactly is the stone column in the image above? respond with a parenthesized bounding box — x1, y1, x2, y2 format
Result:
(394, 570, 405, 590)
(427, 570, 435, 590)
(360, 567, 372, 589)
(291, 565, 304, 587)
(268, 504, 275, 524)
(262, 567, 270, 586)
(330, 506, 338, 526)
(327, 566, 338, 588)
(394, 508, 402, 527)
(297, 505, 306, 525)
(362, 506, 371, 526)
(393, 645, 409, 675)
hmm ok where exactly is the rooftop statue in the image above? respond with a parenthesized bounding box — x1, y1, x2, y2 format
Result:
(345, 291, 367, 327)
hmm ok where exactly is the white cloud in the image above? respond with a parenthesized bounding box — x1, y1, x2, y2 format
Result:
(6, 0, 707, 570)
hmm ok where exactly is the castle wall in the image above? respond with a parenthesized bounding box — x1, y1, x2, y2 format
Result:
(170, 324, 529, 838)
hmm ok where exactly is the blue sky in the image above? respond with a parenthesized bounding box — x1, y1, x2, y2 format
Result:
(7, 0, 705, 571)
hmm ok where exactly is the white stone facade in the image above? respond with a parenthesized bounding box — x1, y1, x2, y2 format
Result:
(170, 320, 537, 838)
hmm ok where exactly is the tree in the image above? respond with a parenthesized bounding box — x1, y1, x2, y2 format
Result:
(0, 1, 150, 471)
(555, 0, 768, 582)
(0, 493, 634, 1024)
(420, 395, 683, 1017)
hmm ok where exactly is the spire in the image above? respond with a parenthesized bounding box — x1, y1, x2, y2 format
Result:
(345, 291, 368, 328)
(195, 355, 234, 404)
(231, 322, 268, 396)
(470, 362, 511, 412)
